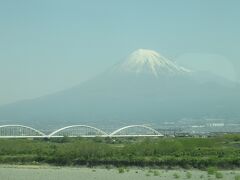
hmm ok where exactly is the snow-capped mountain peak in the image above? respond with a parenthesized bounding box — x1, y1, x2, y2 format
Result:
(115, 49, 191, 77)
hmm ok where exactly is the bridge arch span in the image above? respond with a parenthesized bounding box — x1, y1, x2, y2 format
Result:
(48, 125, 108, 137)
(0, 125, 46, 137)
(110, 125, 163, 137)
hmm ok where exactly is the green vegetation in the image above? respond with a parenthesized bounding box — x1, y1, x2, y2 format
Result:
(148, 169, 153, 173)
(118, 167, 124, 173)
(153, 170, 160, 176)
(173, 172, 180, 178)
(215, 172, 223, 179)
(235, 175, 240, 180)
(207, 167, 217, 175)
(0, 134, 239, 169)
(145, 173, 150, 176)
(186, 171, 192, 179)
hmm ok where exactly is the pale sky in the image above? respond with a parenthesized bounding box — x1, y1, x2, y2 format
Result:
(0, 0, 240, 105)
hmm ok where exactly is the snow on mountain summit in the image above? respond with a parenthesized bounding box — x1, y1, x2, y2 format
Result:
(116, 49, 191, 77)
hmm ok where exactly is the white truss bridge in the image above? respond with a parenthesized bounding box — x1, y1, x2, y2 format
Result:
(0, 124, 163, 138)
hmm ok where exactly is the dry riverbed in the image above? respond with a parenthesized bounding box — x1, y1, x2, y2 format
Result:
(0, 165, 239, 180)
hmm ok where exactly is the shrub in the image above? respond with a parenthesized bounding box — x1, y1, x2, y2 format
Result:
(148, 169, 153, 173)
(215, 172, 223, 179)
(186, 172, 192, 179)
(235, 175, 240, 180)
(173, 173, 180, 179)
(118, 167, 124, 173)
(105, 165, 111, 170)
(153, 170, 160, 176)
(207, 167, 217, 175)
(145, 173, 150, 177)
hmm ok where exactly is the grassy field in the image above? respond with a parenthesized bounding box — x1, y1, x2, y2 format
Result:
(0, 134, 239, 169)
(0, 165, 240, 180)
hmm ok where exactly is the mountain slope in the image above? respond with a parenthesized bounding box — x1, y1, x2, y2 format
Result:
(0, 49, 239, 129)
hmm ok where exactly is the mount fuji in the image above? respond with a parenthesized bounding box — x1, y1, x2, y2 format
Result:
(0, 49, 239, 129)
(112, 49, 191, 76)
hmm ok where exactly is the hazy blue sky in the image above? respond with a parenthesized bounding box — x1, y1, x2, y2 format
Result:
(0, 0, 240, 105)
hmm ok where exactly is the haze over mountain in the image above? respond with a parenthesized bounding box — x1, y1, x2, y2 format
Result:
(0, 49, 239, 129)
